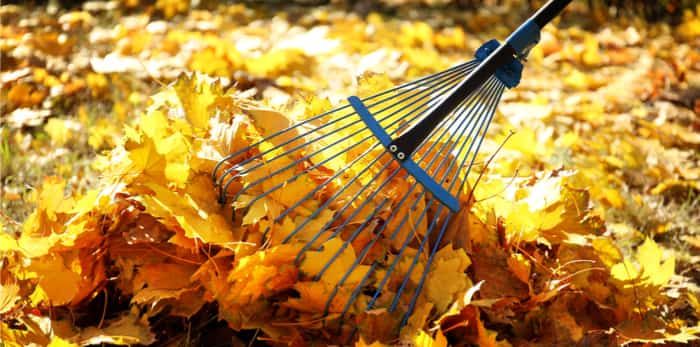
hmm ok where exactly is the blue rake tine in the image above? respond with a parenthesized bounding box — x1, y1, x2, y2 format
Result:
(270, 66, 490, 329)
(277, 65, 484, 247)
(305, 90, 469, 276)
(308, 75, 494, 271)
(237, 63, 473, 219)
(315, 86, 482, 321)
(312, 87, 478, 300)
(317, 199, 389, 318)
(217, 61, 478, 213)
(339, 79, 503, 340)
(354, 78, 503, 317)
(247, 64, 482, 241)
(326, 77, 502, 332)
(310, 101, 471, 327)
(399, 84, 504, 328)
(213, 60, 477, 202)
(212, 60, 471, 181)
(391, 81, 505, 324)
(389, 81, 504, 305)
(289, 73, 479, 259)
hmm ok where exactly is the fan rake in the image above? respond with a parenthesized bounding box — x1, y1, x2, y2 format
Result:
(213, 0, 571, 335)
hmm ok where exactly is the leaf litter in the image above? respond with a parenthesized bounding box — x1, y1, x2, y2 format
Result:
(1, 1, 700, 346)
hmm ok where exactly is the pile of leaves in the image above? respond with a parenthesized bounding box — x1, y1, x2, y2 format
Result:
(1, 1, 700, 346)
(2, 72, 698, 345)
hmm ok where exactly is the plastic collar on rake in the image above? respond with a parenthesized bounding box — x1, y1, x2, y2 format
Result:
(475, 39, 524, 88)
(476, 16, 541, 88)
(348, 96, 461, 212)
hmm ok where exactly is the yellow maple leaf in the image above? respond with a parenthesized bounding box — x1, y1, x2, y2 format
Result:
(401, 302, 435, 340)
(189, 48, 232, 77)
(300, 237, 371, 287)
(245, 49, 310, 78)
(0, 232, 18, 253)
(14, 219, 98, 259)
(592, 237, 623, 268)
(242, 106, 302, 150)
(611, 238, 675, 288)
(1, 320, 50, 347)
(226, 244, 301, 305)
(36, 176, 73, 222)
(637, 237, 675, 287)
(173, 74, 221, 134)
(123, 148, 163, 186)
(24, 254, 81, 306)
(503, 203, 539, 242)
(139, 109, 169, 142)
(240, 196, 266, 226)
(155, 131, 191, 185)
(88, 118, 119, 150)
(291, 209, 334, 245)
(425, 245, 472, 312)
(20, 177, 75, 237)
(139, 182, 235, 246)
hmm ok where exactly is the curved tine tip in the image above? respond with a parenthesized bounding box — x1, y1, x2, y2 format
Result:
(212, 142, 256, 182)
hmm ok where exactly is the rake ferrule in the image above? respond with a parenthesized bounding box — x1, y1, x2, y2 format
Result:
(474, 39, 523, 88)
(505, 18, 541, 60)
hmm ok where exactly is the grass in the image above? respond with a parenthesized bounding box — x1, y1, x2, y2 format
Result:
(0, 113, 106, 235)
(606, 188, 700, 296)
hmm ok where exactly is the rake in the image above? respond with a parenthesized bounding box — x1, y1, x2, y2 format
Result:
(213, 0, 571, 334)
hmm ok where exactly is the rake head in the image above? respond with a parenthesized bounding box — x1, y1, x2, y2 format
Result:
(212, 61, 504, 324)
(211, 0, 570, 338)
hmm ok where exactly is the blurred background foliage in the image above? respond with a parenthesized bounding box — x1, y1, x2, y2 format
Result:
(5, 0, 700, 24)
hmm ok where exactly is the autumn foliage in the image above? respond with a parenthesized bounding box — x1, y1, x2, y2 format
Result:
(1, 1, 700, 347)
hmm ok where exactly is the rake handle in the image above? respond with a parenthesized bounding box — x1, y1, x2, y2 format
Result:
(532, 0, 573, 27)
(389, 0, 572, 159)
